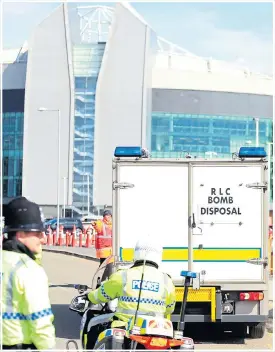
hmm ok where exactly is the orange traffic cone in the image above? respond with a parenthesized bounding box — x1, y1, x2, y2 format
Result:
(47, 226, 53, 245)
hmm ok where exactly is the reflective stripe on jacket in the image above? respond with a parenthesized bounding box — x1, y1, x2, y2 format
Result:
(2, 251, 56, 349)
(88, 265, 176, 322)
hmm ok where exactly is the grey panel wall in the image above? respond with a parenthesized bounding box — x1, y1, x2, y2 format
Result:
(152, 89, 273, 117)
(2, 63, 27, 89)
(93, 3, 156, 206)
(144, 29, 158, 150)
(23, 4, 74, 206)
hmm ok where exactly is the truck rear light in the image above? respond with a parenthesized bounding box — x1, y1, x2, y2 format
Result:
(239, 292, 264, 301)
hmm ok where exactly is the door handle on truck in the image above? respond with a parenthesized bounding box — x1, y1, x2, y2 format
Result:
(188, 214, 196, 228)
(246, 257, 268, 267)
(192, 213, 196, 228)
(189, 214, 203, 235)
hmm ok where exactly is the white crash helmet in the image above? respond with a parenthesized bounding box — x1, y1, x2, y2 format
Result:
(134, 237, 163, 267)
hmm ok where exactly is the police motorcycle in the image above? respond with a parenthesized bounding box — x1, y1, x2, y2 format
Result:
(67, 255, 195, 350)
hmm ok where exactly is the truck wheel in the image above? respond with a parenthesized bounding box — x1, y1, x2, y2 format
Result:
(248, 323, 266, 339)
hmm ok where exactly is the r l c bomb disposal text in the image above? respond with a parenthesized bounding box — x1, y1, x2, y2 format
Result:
(201, 188, 241, 215)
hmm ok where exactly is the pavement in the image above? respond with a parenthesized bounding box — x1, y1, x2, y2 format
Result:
(43, 251, 99, 350)
(43, 247, 273, 350)
(43, 245, 98, 261)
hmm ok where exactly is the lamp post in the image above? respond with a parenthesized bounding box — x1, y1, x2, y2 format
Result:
(38, 107, 61, 238)
(85, 173, 90, 215)
(253, 117, 259, 147)
(63, 176, 67, 217)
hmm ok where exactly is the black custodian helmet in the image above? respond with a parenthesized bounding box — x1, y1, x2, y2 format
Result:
(4, 197, 45, 233)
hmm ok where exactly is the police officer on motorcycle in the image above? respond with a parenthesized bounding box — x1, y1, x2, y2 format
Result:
(80, 237, 176, 349)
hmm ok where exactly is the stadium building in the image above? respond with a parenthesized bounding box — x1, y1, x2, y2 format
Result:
(2, 2, 273, 217)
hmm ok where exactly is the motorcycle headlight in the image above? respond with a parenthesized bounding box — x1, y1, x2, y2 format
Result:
(70, 296, 87, 312)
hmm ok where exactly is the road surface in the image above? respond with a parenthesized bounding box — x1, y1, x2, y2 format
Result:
(42, 251, 273, 350)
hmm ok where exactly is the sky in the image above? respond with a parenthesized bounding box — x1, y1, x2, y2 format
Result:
(2, 1, 273, 74)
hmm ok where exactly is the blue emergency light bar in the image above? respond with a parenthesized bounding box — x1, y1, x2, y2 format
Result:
(238, 147, 267, 158)
(180, 271, 197, 279)
(114, 146, 143, 158)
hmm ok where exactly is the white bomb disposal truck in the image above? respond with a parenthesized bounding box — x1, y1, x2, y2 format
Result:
(111, 146, 270, 339)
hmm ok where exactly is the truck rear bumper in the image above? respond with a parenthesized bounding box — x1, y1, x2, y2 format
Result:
(171, 314, 268, 323)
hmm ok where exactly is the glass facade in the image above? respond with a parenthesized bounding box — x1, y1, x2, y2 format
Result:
(269, 144, 273, 202)
(151, 113, 273, 200)
(72, 44, 105, 212)
(151, 113, 272, 157)
(2, 112, 24, 198)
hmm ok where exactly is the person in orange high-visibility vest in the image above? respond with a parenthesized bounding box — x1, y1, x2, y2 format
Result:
(269, 226, 273, 252)
(93, 210, 112, 265)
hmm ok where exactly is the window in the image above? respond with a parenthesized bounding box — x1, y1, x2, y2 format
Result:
(3, 112, 24, 198)
(16, 179, 22, 196)
(151, 112, 272, 162)
(87, 77, 97, 90)
(3, 137, 11, 150)
(8, 179, 14, 197)
(212, 137, 230, 146)
(19, 160, 23, 177)
(3, 180, 8, 197)
(73, 43, 106, 209)
(3, 157, 9, 176)
(8, 158, 15, 176)
(15, 135, 23, 150)
(75, 77, 86, 89)
(152, 117, 170, 132)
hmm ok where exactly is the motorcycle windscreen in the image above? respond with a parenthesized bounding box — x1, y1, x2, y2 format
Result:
(91, 255, 116, 289)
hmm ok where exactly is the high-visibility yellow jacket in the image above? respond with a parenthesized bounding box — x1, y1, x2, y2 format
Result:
(88, 264, 176, 322)
(34, 243, 43, 266)
(34, 252, 42, 266)
(2, 250, 56, 349)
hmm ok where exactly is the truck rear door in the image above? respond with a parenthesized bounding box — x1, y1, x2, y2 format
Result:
(191, 163, 266, 283)
(114, 161, 189, 281)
